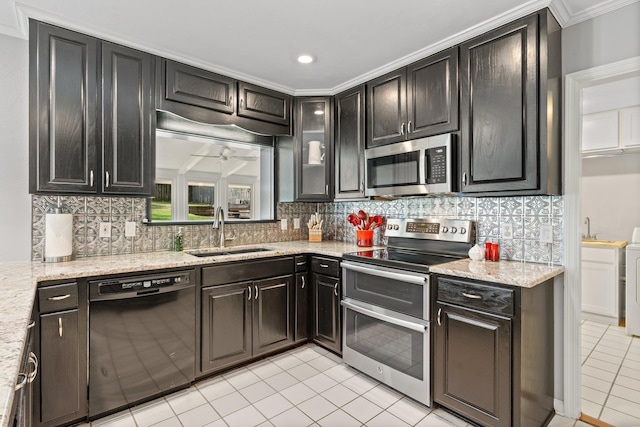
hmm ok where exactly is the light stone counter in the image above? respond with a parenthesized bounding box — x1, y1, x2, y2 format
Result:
(0, 240, 376, 427)
(581, 239, 628, 249)
(430, 259, 564, 288)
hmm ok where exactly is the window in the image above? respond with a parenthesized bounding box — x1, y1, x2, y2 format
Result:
(150, 130, 274, 222)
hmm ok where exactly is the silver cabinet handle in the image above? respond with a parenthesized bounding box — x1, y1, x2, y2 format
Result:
(229, 95, 233, 105)
(462, 292, 482, 300)
(58, 317, 63, 337)
(28, 320, 36, 329)
(360, 181, 364, 192)
(15, 374, 27, 391)
(325, 184, 328, 195)
(296, 261, 306, 266)
(27, 352, 38, 383)
(90, 170, 94, 187)
(320, 264, 329, 268)
(254, 285, 258, 300)
(407, 121, 412, 133)
(248, 286, 252, 301)
(437, 308, 442, 326)
(334, 283, 338, 297)
(463, 172, 467, 186)
(105, 171, 110, 188)
(400, 123, 405, 135)
(48, 294, 71, 301)
(301, 276, 305, 289)
(240, 98, 244, 109)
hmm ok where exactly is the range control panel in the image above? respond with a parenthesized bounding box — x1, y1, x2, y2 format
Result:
(385, 218, 475, 243)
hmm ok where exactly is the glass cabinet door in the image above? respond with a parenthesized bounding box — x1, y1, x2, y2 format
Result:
(296, 97, 332, 201)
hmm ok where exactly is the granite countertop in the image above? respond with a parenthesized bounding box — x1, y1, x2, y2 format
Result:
(430, 258, 564, 288)
(0, 241, 564, 426)
(581, 240, 628, 249)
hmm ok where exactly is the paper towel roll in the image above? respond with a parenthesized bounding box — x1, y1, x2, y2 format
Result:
(45, 213, 73, 262)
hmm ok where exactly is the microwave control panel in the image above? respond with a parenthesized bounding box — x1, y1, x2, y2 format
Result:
(425, 147, 447, 184)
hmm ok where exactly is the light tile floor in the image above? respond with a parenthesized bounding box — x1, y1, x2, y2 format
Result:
(581, 319, 640, 426)
(80, 343, 581, 427)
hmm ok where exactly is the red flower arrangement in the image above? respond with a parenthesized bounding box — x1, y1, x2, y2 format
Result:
(347, 210, 383, 230)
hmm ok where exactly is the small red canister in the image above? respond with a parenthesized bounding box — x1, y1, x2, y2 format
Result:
(485, 242, 491, 260)
(490, 243, 500, 261)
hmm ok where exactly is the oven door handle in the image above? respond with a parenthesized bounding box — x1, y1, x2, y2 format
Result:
(341, 261, 427, 285)
(341, 300, 427, 333)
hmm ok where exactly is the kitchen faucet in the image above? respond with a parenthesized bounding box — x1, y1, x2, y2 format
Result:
(584, 217, 597, 240)
(213, 206, 225, 247)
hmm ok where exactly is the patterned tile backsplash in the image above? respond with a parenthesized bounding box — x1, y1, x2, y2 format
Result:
(32, 195, 564, 265)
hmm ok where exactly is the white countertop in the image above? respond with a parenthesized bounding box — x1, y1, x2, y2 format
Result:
(0, 241, 564, 426)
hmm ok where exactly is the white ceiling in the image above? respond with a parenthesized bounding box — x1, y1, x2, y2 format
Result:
(0, 0, 636, 95)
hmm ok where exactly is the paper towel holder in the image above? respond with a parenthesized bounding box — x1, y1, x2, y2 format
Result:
(44, 197, 74, 263)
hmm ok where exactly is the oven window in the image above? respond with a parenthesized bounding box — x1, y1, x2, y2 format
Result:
(344, 268, 425, 318)
(345, 309, 424, 380)
(367, 152, 420, 188)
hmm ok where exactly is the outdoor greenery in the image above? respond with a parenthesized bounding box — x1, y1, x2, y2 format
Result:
(151, 200, 215, 221)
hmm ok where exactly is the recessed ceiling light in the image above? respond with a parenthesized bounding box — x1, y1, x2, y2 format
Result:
(297, 54, 315, 64)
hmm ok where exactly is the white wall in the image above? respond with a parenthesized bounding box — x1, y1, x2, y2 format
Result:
(582, 153, 640, 242)
(562, 2, 640, 75)
(0, 34, 30, 262)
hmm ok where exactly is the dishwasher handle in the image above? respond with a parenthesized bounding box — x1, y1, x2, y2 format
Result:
(90, 281, 194, 302)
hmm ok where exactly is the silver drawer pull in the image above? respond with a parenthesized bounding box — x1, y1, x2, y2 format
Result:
(28, 320, 36, 329)
(296, 261, 306, 266)
(462, 292, 482, 300)
(320, 264, 329, 268)
(15, 374, 27, 391)
(48, 294, 71, 301)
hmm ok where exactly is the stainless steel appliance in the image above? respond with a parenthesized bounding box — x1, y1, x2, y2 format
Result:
(365, 134, 456, 197)
(341, 218, 475, 406)
(89, 270, 195, 418)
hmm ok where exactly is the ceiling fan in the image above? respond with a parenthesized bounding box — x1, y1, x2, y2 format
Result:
(190, 147, 258, 161)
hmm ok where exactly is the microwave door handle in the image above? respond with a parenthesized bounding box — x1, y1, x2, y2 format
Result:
(341, 300, 427, 333)
(341, 261, 427, 285)
(419, 148, 427, 186)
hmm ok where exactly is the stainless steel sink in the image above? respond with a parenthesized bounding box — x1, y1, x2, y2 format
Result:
(188, 247, 273, 257)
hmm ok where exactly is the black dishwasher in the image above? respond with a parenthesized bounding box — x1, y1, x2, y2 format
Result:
(88, 270, 195, 418)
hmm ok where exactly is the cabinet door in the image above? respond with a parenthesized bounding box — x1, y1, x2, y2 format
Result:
(295, 272, 309, 342)
(621, 106, 640, 151)
(367, 69, 407, 147)
(407, 47, 459, 138)
(253, 276, 295, 356)
(201, 283, 252, 373)
(582, 260, 618, 318)
(165, 60, 236, 114)
(238, 82, 291, 126)
(335, 85, 366, 199)
(434, 302, 511, 427)
(582, 111, 620, 153)
(38, 309, 85, 426)
(312, 273, 341, 354)
(102, 42, 154, 195)
(29, 21, 98, 194)
(295, 97, 333, 201)
(460, 14, 538, 194)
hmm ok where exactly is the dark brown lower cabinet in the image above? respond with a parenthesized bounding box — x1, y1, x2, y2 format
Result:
(434, 275, 554, 427)
(34, 282, 87, 427)
(312, 272, 341, 354)
(201, 275, 294, 375)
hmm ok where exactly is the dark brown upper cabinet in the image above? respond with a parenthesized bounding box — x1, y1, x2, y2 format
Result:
(29, 21, 98, 194)
(101, 43, 154, 195)
(165, 61, 236, 114)
(460, 10, 561, 196)
(366, 46, 459, 147)
(334, 85, 366, 199)
(158, 59, 292, 136)
(29, 20, 155, 196)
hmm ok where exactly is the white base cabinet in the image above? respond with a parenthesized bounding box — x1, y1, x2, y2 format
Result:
(581, 246, 625, 324)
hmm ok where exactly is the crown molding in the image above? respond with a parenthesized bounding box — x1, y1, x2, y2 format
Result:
(553, 0, 639, 27)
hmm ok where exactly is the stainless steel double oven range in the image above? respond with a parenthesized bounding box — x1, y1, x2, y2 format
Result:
(341, 218, 475, 406)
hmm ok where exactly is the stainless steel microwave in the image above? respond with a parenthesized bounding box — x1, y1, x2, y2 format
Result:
(365, 134, 456, 197)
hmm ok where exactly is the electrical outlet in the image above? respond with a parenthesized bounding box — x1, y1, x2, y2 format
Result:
(293, 218, 300, 229)
(125, 221, 136, 237)
(540, 224, 553, 243)
(280, 218, 288, 230)
(99, 222, 111, 238)
(501, 223, 513, 239)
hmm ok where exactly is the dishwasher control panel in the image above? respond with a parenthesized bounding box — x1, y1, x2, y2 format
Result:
(91, 271, 192, 296)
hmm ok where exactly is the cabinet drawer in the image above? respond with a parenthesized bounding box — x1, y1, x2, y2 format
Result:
(437, 277, 514, 317)
(582, 247, 616, 263)
(295, 255, 308, 272)
(312, 257, 340, 277)
(202, 257, 292, 286)
(39, 283, 78, 313)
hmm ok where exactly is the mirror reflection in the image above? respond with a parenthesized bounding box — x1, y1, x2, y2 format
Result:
(152, 130, 275, 222)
